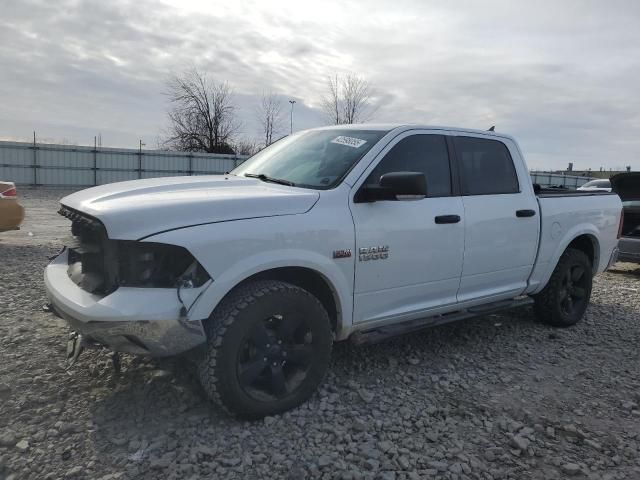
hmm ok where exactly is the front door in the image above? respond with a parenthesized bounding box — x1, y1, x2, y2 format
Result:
(350, 131, 465, 324)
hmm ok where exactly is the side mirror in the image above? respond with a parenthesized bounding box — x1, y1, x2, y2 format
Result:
(355, 171, 427, 203)
(380, 172, 427, 197)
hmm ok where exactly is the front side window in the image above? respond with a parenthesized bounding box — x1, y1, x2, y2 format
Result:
(455, 136, 519, 195)
(233, 129, 388, 189)
(365, 134, 452, 197)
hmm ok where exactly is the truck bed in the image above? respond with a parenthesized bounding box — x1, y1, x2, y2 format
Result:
(533, 185, 617, 198)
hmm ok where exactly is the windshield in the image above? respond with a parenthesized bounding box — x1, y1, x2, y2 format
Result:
(232, 129, 388, 189)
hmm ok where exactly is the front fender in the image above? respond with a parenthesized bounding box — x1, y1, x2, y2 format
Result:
(145, 211, 356, 338)
(187, 249, 352, 334)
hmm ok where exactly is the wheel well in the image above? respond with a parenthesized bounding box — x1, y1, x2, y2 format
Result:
(567, 234, 598, 272)
(235, 267, 340, 332)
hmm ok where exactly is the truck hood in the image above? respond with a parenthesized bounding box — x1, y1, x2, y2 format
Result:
(610, 172, 640, 201)
(60, 175, 320, 240)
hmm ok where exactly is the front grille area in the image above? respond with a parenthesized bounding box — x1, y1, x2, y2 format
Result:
(59, 206, 118, 295)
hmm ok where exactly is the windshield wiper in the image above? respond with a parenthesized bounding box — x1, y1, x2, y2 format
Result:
(244, 173, 295, 186)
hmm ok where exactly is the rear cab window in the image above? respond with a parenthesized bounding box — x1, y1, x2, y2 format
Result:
(454, 136, 519, 195)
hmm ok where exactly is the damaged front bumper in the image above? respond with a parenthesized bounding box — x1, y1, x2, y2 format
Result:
(44, 250, 209, 357)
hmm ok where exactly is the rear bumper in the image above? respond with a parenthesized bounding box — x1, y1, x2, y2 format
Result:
(44, 250, 208, 356)
(618, 237, 640, 263)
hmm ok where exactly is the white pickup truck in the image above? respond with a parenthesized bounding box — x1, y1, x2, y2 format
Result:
(45, 125, 623, 418)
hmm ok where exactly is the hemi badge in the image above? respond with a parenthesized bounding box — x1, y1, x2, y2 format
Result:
(333, 249, 352, 259)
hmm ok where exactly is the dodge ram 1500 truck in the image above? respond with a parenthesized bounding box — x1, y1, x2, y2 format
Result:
(45, 125, 623, 418)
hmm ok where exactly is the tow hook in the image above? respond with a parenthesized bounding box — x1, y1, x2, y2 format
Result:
(66, 331, 85, 366)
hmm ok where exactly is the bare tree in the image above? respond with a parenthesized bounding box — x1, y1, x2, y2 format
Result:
(323, 75, 341, 125)
(257, 92, 285, 147)
(164, 69, 240, 153)
(321, 74, 376, 125)
(232, 138, 261, 156)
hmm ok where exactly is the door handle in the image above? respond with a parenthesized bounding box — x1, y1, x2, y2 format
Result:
(434, 214, 461, 224)
(516, 209, 536, 217)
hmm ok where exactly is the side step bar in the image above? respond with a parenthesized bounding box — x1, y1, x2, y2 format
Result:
(350, 296, 534, 346)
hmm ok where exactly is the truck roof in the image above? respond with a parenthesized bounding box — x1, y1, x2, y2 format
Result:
(309, 123, 517, 142)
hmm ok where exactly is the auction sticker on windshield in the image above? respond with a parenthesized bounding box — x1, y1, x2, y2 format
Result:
(331, 136, 367, 148)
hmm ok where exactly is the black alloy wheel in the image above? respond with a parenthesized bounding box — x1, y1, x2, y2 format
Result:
(533, 248, 593, 327)
(237, 314, 316, 402)
(558, 264, 589, 317)
(198, 280, 333, 419)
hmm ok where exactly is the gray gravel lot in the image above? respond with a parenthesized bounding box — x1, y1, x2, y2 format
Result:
(1, 187, 640, 480)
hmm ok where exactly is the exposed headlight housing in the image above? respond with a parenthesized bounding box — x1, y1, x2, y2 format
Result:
(117, 241, 210, 288)
(61, 205, 210, 294)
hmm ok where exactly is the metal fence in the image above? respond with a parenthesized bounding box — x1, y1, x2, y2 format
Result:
(530, 171, 593, 189)
(0, 139, 596, 190)
(0, 140, 249, 187)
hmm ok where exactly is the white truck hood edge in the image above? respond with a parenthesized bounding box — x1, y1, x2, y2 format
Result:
(60, 175, 320, 240)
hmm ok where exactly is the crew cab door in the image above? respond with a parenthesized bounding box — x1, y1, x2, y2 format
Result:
(350, 131, 465, 324)
(451, 134, 539, 302)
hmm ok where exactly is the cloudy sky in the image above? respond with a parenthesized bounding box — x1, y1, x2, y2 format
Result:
(1, 0, 639, 170)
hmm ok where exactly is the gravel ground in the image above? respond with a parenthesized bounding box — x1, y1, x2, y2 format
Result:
(1, 188, 640, 480)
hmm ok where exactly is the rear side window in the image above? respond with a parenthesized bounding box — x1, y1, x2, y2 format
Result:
(366, 134, 451, 197)
(455, 137, 519, 195)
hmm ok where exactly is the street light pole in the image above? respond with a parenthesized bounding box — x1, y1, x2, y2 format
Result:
(289, 100, 296, 134)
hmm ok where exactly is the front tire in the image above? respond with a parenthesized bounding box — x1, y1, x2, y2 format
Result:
(533, 248, 593, 327)
(197, 280, 333, 419)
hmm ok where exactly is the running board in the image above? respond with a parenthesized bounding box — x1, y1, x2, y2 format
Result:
(350, 296, 534, 346)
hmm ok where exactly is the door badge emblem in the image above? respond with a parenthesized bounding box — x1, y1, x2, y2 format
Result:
(358, 246, 390, 261)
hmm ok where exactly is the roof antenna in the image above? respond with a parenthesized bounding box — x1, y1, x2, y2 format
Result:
(487, 126, 495, 131)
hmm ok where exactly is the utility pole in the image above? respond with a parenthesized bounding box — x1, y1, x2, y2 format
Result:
(93, 135, 98, 185)
(32, 131, 37, 185)
(289, 100, 296, 134)
(138, 139, 146, 179)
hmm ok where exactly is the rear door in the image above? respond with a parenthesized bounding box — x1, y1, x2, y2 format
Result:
(350, 131, 465, 324)
(452, 135, 539, 302)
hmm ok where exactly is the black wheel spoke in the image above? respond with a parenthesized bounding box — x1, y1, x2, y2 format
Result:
(571, 266, 585, 282)
(570, 286, 586, 299)
(270, 364, 288, 397)
(251, 322, 271, 346)
(287, 344, 313, 366)
(277, 315, 301, 340)
(239, 358, 267, 385)
(562, 296, 573, 313)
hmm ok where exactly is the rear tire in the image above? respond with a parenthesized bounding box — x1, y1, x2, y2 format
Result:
(197, 280, 333, 419)
(533, 248, 593, 327)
